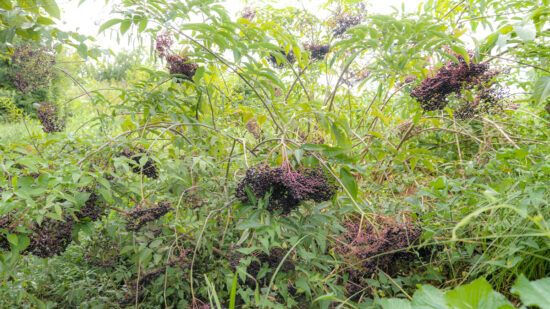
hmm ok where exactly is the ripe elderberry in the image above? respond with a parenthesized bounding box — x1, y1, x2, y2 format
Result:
(36, 102, 65, 133)
(10, 44, 56, 93)
(165, 54, 199, 80)
(305, 43, 330, 61)
(410, 52, 501, 113)
(235, 165, 337, 214)
(24, 215, 75, 258)
(229, 247, 295, 288)
(125, 201, 172, 232)
(154, 32, 174, 59)
(121, 147, 159, 179)
(0, 215, 13, 251)
(329, 4, 366, 38)
(75, 187, 105, 222)
(334, 216, 422, 297)
(267, 49, 296, 68)
(241, 6, 256, 21)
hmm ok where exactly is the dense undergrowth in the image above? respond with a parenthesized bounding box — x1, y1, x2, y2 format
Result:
(1, 0, 550, 308)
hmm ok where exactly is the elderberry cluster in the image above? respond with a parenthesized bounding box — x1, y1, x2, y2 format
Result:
(0, 215, 12, 251)
(119, 268, 165, 306)
(235, 166, 337, 214)
(84, 234, 120, 267)
(154, 33, 199, 80)
(329, 5, 366, 38)
(305, 43, 330, 61)
(334, 216, 422, 297)
(75, 187, 105, 222)
(154, 32, 174, 58)
(125, 201, 172, 232)
(121, 148, 159, 179)
(37, 102, 65, 133)
(10, 44, 56, 93)
(410, 52, 501, 113)
(165, 54, 199, 80)
(267, 49, 296, 68)
(241, 6, 256, 21)
(229, 247, 295, 288)
(24, 215, 75, 258)
(1, 213, 74, 258)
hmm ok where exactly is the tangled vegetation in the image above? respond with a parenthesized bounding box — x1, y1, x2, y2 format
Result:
(0, 0, 550, 308)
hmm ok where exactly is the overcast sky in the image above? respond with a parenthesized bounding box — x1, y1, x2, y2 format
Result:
(57, 0, 423, 52)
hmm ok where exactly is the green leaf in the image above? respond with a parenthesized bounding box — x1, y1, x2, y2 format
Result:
(98, 18, 123, 34)
(444, 277, 511, 309)
(532, 75, 550, 105)
(36, 16, 55, 25)
(378, 298, 411, 309)
(229, 271, 238, 309)
(120, 20, 132, 35)
(450, 45, 470, 65)
(411, 285, 449, 309)
(0, 0, 12, 10)
(236, 211, 263, 230)
(511, 274, 550, 309)
(312, 293, 335, 302)
(295, 277, 310, 298)
(445, 277, 491, 308)
(339, 167, 358, 200)
(138, 248, 153, 266)
(138, 18, 148, 32)
(77, 43, 88, 59)
(236, 247, 260, 255)
(7, 234, 18, 248)
(16, 235, 30, 251)
(41, 0, 60, 19)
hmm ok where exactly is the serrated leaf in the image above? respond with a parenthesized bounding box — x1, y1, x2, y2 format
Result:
(444, 277, 505, 309)
(411, 285, 449, 309)
(532, 75, 550, 105)
(450, 45, 469, 65)
(77, 43, 88, 59)
(120, 20, 132, 35)
(41, 0, 60, 19)
(511, 274, 550, 309)
(7, 234, 18, 247)
(236, 247, 260, 255)
(378, 298, 411, 309)
(138, 18, 147, 32)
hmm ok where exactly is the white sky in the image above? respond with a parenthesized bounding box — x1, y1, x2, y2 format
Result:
(57, 0, 423, 52)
